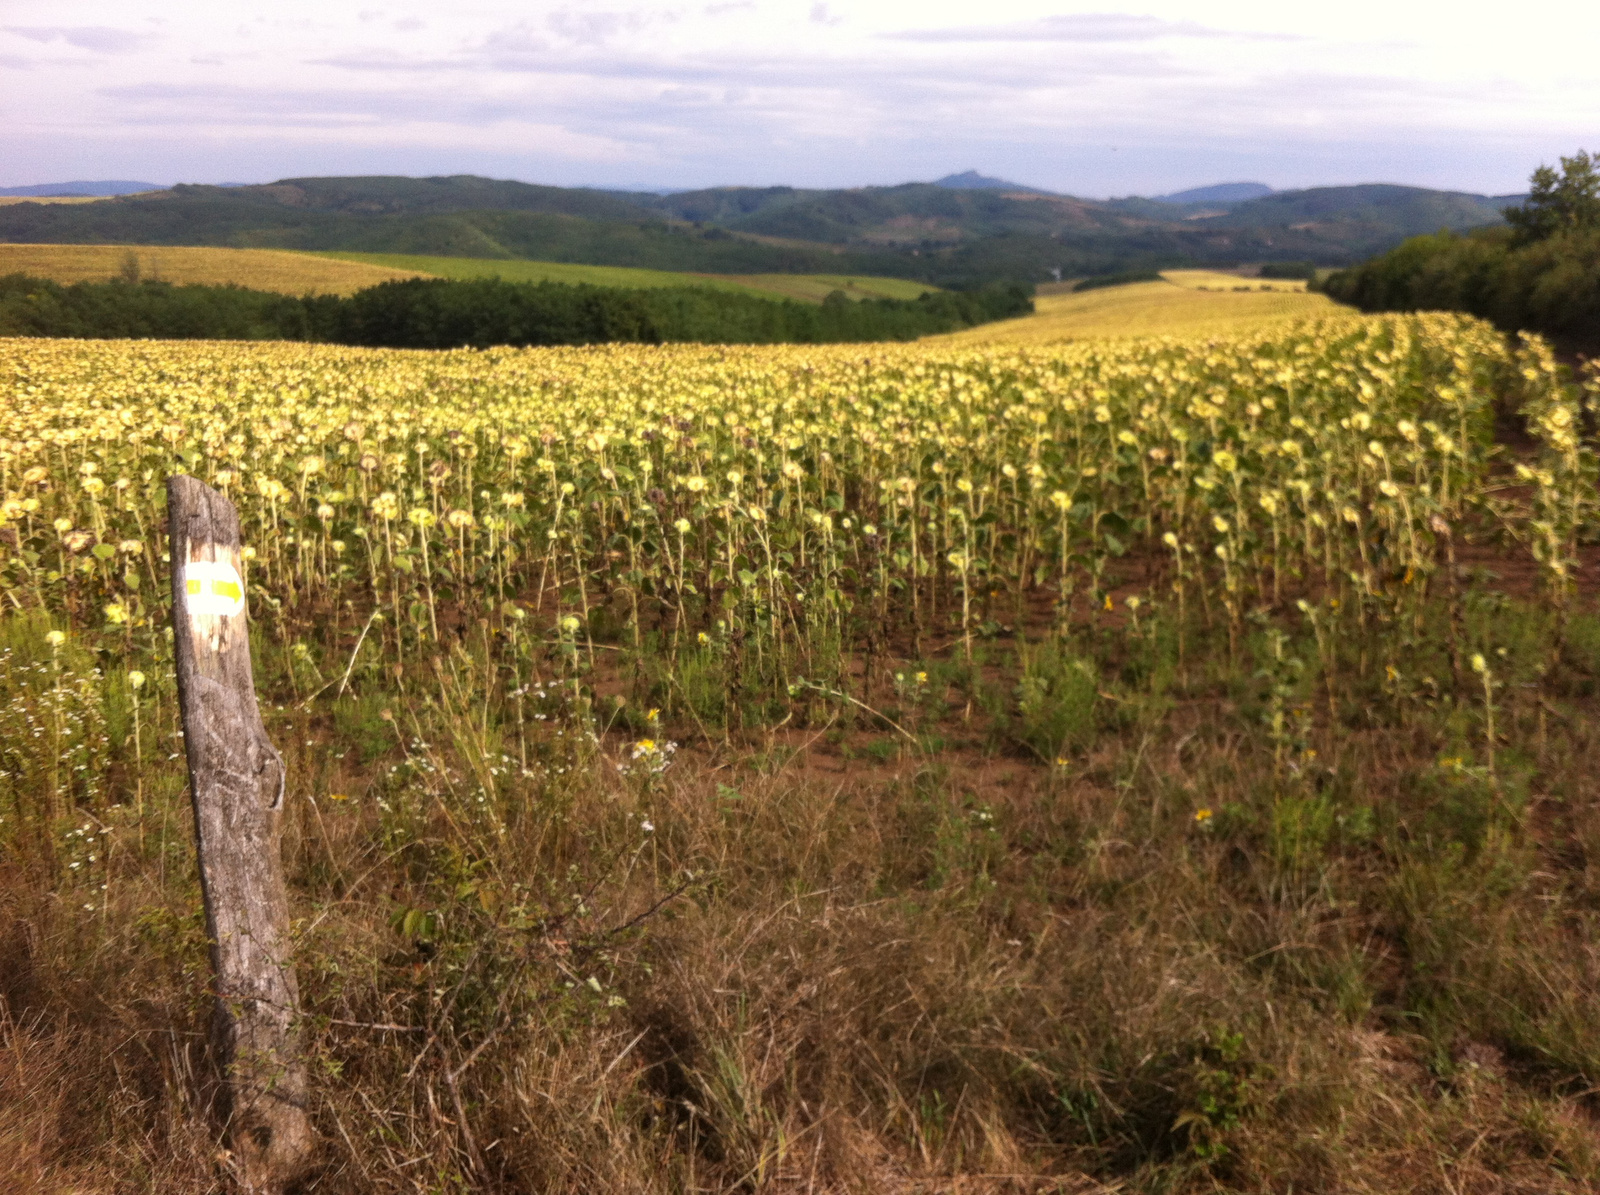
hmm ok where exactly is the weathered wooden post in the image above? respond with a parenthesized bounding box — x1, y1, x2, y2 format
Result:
(168, 475, 314, 1191)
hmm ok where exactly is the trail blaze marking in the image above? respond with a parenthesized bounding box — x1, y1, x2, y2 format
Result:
(183, 559, 246, 618)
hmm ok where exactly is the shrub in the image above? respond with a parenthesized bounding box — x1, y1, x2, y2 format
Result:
(1259, 260, 1316, 281)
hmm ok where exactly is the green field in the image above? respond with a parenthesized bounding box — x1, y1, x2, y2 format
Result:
(708, 272, 934, 302)
(315, 251, 935, 303)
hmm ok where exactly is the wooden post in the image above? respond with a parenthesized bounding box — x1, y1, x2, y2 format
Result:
(168, 475, 314, 1191)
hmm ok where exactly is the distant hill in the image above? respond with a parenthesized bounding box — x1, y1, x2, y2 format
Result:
(1217, 184, 1513, 229)
(1158, 182, 1273, 204)
(636, 187, 807, 225)
(0, 182, 920, 279)
(585, 183, 681, 196)
(0, 180, 163, 197)
(932, 171, 1055, 195)
(655, 183, 1137, 246)
(0, 172, 1528, 287)
(1205, 184, 1519, 259)
(200, 175, 650, 220)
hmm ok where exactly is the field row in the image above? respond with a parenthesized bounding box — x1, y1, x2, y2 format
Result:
(1, 312, 1589, 720)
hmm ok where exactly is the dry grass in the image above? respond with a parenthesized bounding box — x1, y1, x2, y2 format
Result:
(0, 196, 113, 207)
(929, 277, 1334, 347)
(4, 564, 1600, 1192)
(0, 244, 434, 296)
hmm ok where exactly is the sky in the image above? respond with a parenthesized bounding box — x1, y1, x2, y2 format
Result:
(2, 1, 1595, 197)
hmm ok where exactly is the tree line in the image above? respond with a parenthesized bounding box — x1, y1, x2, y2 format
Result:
(0, 274, 1033, 347)
(1321, 151, 1600, 349)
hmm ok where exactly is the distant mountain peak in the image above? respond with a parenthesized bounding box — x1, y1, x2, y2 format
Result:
(932, 170, 1053, 195)
(1158, 182, 1274, 205)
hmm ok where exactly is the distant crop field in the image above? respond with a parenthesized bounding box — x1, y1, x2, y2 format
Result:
(316, 252, 932, 304)
(0, 244, 936, 306)
(709, 273, 935, 302)
(0, 196, 110, 207)
(0, 243, 431, 296)
(312, 252, 767, 296)
(1163, 268, 1309, 292)
(929, 275, 1335, 345)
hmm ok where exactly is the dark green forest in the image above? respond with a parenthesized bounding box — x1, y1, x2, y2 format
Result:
(0, 273, 1032, 348)
(1322, 152, 1600, 349)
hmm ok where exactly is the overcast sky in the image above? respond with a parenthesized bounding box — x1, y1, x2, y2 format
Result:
(2, 1, 1595, 197)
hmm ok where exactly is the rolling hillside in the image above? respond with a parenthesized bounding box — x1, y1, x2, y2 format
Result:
(1216, 184, 1512, 232)
(0, 189, 916, 280)
(316, 252, 932, 302)
(0, 243, 935, 306)
(0, 173, 1523, 287)
(0, 244, 428, 296)
(650, 183, 1146, 246)
(315, 252, 775, 297)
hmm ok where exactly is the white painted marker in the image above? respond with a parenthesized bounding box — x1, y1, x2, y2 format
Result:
(183, 559, 246, 618)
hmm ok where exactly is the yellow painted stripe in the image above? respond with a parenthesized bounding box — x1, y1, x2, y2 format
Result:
(186, 577, 243, 604)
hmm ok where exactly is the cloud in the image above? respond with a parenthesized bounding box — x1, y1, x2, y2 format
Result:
(480, 24, 550, 57)
(884, 13, 1295, 44)
(306, 31, 1175, 91)
(99, 81, 537, 129)
(7, 2, 1580, 197)
(309, 51, 455, 72)
(656, 86, 719, 106)
(4, 25, 154, 53)
(357, 9, 426, 29)
(546, 9, 649, 47)
(810, 4, 843, 27)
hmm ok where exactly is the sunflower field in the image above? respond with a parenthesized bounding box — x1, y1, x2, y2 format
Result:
(2, 314, 1583, 702)
(4, 316, 1600, 1192)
